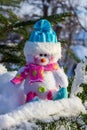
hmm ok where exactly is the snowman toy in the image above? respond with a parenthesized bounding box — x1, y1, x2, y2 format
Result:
(11, 19, 68, 102)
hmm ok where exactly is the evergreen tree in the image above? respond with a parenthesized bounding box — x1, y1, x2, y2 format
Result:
(0, 0, 26, 70)
(0, 1, 87, 128)
(0, 0, 72, 70)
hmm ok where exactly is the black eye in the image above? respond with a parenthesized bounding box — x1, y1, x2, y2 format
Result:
(40, 54, 43, 56)
(44, 54, 47, 57)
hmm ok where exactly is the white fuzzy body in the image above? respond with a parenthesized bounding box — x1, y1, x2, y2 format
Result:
(19, 41, 68, 100)
(18, 66, 68, 100)
(24, 71, 58, 97)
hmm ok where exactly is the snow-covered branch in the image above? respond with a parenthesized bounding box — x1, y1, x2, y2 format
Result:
(71, 57, 87, 96)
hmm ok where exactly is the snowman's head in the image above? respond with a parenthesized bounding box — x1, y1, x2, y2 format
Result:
(24, 42, 61, 65)
(24, 19, 61, 65)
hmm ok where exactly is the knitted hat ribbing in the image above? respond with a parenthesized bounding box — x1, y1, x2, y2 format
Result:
(29, 19, 58, 43)
(24, 19, 61, 58)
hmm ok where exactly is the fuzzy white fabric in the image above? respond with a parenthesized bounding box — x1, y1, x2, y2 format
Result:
(54, 68, 68, 87)
(0, 97, 86, 129)
(19, 66, 68, 97)
(13, 40, 67, 101)
(24, 41, 61, 57)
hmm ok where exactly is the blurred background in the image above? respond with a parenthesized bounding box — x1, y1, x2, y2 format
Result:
(0, 0, 87, 78)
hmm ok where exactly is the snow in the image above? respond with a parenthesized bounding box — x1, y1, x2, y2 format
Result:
(74, 30, 87, 41)
(67, 45, 87, 78)
(71, 58, 87, 95)
(70, 0, 87, 7)
(15, 1, 42, 18)
(0, 64, 7, 75)
(71, 45, 87, 60)
(70, 0, 87, 29)
(75, 6, 87, 29)
(0, 65, 86, 129)
(11, 0, 87, 31)
(14, 0, 87, 30)
(0, 71, 25, 114)
(0, 97, 86, 129)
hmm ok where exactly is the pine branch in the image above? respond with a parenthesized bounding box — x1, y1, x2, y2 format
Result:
(0, 12, 72, 41)
(0, 9, 73, 69)
(0, 44, 18, 50)
(68, 49, 80, 62)
(0, 0, 23, 7)
(12, 12, 73, 28)
(0, 14, 9, 25)
(0, 12, 73, 38)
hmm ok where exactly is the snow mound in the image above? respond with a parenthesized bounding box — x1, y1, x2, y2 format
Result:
(0, 97, 86, 129)
(0, 64, 7, 75)
(0, 71, 25, 114)
(0, 69, 86, 129)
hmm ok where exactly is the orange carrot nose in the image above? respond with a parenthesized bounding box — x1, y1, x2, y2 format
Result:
(41, 58, 46, 63)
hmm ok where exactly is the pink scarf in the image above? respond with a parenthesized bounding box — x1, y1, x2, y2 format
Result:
(11, 63, 58, 84)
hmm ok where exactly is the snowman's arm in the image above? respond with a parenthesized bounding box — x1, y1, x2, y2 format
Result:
(55, 67, 68, 87)
(11, 67, 27, 85)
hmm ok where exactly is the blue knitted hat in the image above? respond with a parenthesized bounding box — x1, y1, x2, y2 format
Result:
(24, 19, 61, 58)
(29, 19, 58, 43)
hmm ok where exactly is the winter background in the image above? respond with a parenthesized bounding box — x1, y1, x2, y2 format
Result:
(0, 0, 87, 129)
